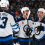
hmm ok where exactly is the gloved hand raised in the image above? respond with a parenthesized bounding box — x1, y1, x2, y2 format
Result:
(37, 26, 44, 31)
(25, 27, 32, 36)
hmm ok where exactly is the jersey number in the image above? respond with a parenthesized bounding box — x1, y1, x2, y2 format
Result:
(0, 17, 8, 28)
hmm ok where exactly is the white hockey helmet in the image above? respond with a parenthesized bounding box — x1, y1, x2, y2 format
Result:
(21, 7, 31, 19)
(0, 0, 9, 7)
(37, 8, 44, 14)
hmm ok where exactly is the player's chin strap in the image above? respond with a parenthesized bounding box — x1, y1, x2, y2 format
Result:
(25, 10, 30, 19)
(27, 10, 30, 19)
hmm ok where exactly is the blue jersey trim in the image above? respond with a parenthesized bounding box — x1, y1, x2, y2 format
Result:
(11, 23, 18, 27)
(0, 10, 15, 17)
(0, 9, 16, 22)
(0, 36, 13, 41)
(15, 15, 33, 22)
(12, 26, 19, 29)
(18, 38, 33, 42)
(36, 35, 45, 40)
(13, 37, 18, 39)
(13, 26, 20, 32)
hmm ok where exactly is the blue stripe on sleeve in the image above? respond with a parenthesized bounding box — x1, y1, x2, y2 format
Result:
(13, 26, 20, 32)
(12, 26, 19, 29)
(11, 23, 18, 27)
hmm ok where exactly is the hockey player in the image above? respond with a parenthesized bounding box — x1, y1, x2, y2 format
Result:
(34, 8, 45, 45)
(15, 7, 34, 45)
(0, 0, 19, 45)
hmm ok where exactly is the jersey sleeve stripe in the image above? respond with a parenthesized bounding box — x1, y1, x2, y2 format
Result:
(12, 26, 19, 29)
(11, 23, 18, 27)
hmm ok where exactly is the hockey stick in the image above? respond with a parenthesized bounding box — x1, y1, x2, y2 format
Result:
(27, 19, 32, 45)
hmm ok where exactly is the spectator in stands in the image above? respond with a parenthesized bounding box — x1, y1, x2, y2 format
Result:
(32, 8, 36, 13)
(43, 2, 45, 8)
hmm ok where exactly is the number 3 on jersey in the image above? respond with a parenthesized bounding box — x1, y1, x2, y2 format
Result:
(0, 17, 8, 28)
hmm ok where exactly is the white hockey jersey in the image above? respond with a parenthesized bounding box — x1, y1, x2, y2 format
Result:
(18, 20, 34, 38)
(0, 10, 19, 41)
(34, 22, 45, 40)
(34, 17, 45, 40)
(16, 15, 34, 42)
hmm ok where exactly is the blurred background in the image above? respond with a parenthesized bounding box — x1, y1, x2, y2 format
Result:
(8, 0, 45, 21)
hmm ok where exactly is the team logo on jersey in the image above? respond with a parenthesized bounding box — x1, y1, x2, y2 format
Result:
(35, 28, 40, 35)
(23, 25, 28, 32)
